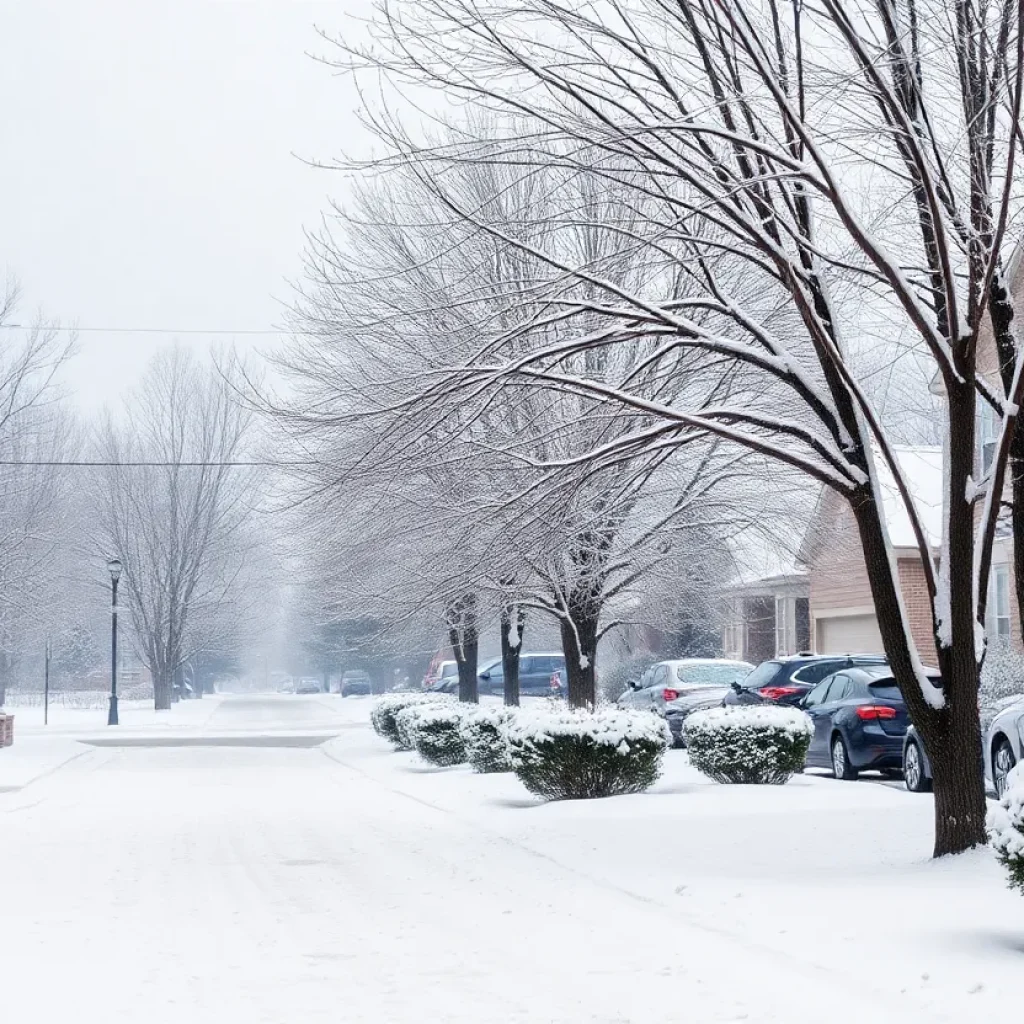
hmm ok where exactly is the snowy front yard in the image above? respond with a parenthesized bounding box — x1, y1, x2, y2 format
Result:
(340, 696, 1021, 1021)
(1, 693, 1020, 1023)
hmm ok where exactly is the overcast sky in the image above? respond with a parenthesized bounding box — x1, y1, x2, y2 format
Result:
(0, 1, 369, 411)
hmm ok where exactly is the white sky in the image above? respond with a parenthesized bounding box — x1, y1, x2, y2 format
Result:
(0, 1, 370, 411)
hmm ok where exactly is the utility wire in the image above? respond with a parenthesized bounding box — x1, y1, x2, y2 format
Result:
(0, 460, 316, 468)
(0, 325, 288, 335)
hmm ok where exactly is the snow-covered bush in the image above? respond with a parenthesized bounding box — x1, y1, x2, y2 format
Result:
(505, 708, 670, 800)
(370, 692, 447, 749)
(990, 768, 1024, 894)
(684, 705, 812, 785)
(460, 706, 515, 773)
(413, 704, 468, 767)
(394, 703, 428, 751)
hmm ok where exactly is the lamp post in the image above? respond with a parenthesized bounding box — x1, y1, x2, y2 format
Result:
(107, 558, 122, 726)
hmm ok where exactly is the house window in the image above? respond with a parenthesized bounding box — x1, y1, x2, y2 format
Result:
(987, 564, 1011, 641)
(979, 401, 1000, 475)
(775, 596, 796, 656)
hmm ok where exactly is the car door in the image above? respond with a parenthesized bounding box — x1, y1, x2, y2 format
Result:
(528, 655, 552, 696)
(517, 657, 539, 696)
(802, 676, 839, 766)
(479, 660, 504, 697)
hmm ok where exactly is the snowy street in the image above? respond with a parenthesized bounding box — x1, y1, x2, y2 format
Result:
(1, 694, 1021, 1023)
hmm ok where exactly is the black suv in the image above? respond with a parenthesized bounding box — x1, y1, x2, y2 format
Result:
(722, 653, 888, 706)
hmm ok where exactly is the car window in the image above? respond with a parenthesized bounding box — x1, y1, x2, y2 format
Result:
(803, 677, 834, 707)
(742, 661, 783, 689)
(827, 674, 851, 701)
(676, 664, 750, 685)
(440, 664, 458, 679)
(792, 661, 842, 685)
(867, 682, 902, 701)
(519, 657, 535, 674)
(486, 662, 504, 679)
(538, 656, 563, 674)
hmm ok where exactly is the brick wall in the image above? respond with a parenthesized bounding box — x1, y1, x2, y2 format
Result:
(896, 556, 939, 663)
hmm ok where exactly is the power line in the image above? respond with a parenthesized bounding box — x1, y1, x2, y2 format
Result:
(0, 460, 315, 468)
(0, 325, 289, 336)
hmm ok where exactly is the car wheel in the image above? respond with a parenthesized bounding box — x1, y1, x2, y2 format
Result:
(903, 740, 932, 793)
(831, 734, 859, 780)
(994, 737, 1017, 798)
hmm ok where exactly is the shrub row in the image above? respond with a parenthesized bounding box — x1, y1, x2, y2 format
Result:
(370, 696, 818, 797)
(370, 696, 671, 797)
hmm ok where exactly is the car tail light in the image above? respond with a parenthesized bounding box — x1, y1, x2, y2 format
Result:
(758, 686, 800, 701)
(663, 688, 680, 701)
(856, 705, 898, 720)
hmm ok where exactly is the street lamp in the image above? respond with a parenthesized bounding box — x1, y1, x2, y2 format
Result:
(107, 558, 122, 726)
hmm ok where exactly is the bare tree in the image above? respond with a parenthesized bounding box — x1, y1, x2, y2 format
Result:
(275, 143, 758, 706)
(95, 347, 257, 710)
(334, 0, 1024, 855)
(0, 278, 76, 705)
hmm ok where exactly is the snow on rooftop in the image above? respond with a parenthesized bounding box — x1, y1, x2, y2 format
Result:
(878, 445, 943, 549)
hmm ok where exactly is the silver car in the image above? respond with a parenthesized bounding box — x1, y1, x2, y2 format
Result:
(986, 696, 1024, 797)
(619, 658, 753, 716)
(903, 694, 1023, 796)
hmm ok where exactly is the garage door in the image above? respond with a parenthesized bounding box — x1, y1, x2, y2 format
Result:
(816, 614, 884, 654)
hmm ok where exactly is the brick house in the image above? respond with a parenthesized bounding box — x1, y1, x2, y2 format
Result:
(797, 446, 943, 658)
(721, 243, 1024, 663)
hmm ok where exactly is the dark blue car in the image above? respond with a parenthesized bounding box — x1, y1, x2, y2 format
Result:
(801, 666, 911, 779)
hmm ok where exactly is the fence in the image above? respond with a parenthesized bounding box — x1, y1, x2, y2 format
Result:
(3, 685, 155, 710)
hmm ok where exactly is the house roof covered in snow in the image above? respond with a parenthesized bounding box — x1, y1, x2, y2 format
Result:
(877, 445, 943, 549)
(798, 444, 943, 563)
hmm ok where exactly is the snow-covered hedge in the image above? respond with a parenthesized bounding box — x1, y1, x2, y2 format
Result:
(989, 766, 1024, 893)
(460, 706, 515, 773)
(505, 708, 670, 800)
(684, 705, 812, 785)
(412, 704, 468, 767)
(370, 693, 448, 750)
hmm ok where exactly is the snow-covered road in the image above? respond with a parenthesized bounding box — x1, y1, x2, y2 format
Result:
(0, 695, 1006, 1022)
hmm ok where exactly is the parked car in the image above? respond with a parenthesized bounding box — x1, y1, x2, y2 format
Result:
(340, 671, 372, 697)
(802, 665, 928, 778)
(905, 702, 998, 796)
(984, 696, 1024, 798)
(619, 658, 753, 713)
(480, 653, 566, 697)
(663, 687, 734, 747)
(425, 661, 460, 693)
(295, 678, 322, 695)
(724, 653, 888, 707)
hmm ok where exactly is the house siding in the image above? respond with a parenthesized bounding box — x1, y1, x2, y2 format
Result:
(807, 496, 875, 616)
(806, 491, 936, 658)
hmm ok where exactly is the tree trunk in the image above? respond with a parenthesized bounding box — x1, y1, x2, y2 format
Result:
(559, 605, 599, 709)
(926, 688, 988, 856)
(500, 603, 524, 707)
(447, 593, 479, 703)
(851, 434, 987, 856)
(154, 669, 172, 711)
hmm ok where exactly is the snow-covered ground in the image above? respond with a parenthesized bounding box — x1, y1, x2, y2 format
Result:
(0, 693, 1019, 1022)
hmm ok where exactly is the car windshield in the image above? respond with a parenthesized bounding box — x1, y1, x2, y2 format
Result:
(676, 664, 750, 685)
(741, 661, 783, 689)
